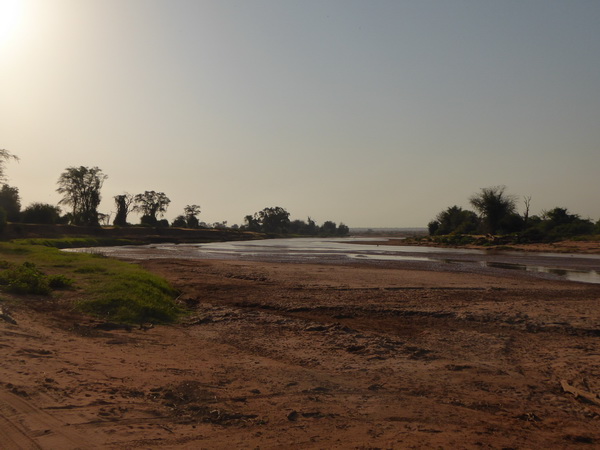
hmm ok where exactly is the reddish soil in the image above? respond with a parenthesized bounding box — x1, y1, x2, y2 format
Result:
(1, 258, 600, 448)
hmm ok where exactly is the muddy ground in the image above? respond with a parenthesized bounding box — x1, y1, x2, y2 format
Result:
(1, 257, 599, 449)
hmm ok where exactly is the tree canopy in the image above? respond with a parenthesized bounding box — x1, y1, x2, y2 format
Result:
(56, 166, 107, 226)
(469, 185, 517, 234)
(133, 191, 170, 225)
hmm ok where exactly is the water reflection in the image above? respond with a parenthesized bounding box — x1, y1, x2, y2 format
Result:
(66, 237, 600, 284)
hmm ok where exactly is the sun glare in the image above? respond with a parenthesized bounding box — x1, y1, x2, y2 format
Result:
(0, 0, 24, 48)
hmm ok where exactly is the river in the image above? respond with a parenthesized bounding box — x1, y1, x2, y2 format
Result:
(66, 237, 600, 284)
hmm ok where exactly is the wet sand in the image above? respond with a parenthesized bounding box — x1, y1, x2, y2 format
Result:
(1, 257, 600, 448)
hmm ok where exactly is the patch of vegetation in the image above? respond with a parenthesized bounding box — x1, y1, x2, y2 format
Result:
(79, 270, 179, 324)
(0, 261, 72, 295)
(0, 242, 181, 324)
(428, 186, 600, 244)
(11, 237, 139, 249)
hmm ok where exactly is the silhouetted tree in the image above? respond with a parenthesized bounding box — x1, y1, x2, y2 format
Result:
(243, 214, 261, 232)
(184, 204, 201, 228)
(523, 195, 532, 227)
(21, 203, 61, 224)
(469, 186, 517, 234)
(57, 166, 107, 226)
(172, 215, 187, 227)
(113, 193, 134, 226)
(320, 221, 337, 235)
(337, 223, 350, 236)
(428, 205, 479, 235)
(133, 191, 170, 225)
(256, 207, 290, 233)
(0, 185, 20, 221)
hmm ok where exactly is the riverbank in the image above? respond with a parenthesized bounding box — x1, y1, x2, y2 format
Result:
(1, 256, 599, 448)
(2, 223, 262, 244)
(356, 236, 600, 255)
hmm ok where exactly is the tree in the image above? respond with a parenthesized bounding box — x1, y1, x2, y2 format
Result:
(184, 204, 201, 228)
(21, 203, 62, 224)
(133, 191, 170, 225)
(320, 221, 337, 235)
(113, 193, 134, 226)
(540, 207, 594, 237)
(429, 205, 479, 235)
(0, 149, 19, 182)
(56, 166, 107, 226)
(337, 223, 350, 236)
(523, 195, 532, 228)
(172, 215, 187, 227)
(469, 186, 517, 234)
(243, 214, 261, 232)
(256, 206, 290, 233)
(0, 185, 21, 221)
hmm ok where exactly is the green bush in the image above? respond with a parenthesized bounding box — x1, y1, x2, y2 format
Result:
(0, 262, 51, 295)
(0, 261, 74, 295)
(48, 274, 74, 289)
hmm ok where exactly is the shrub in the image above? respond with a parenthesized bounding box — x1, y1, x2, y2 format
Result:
(21, 203, 61, 224)
(0, 262, 51, 295)
(48, 274, 74, 289)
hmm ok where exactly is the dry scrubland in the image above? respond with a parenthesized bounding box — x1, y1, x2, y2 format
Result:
(1, 236, 600, 448)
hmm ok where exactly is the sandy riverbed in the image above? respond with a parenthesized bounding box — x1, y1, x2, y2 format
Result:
(1, 257, 599, 448)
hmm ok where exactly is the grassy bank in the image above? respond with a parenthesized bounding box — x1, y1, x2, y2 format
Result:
(0, 240, 181, 324)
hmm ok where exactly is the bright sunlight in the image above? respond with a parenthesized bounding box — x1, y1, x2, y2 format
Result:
(0, 0, 24, 48)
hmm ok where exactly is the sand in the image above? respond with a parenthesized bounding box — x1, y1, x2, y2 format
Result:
(1, 256, 599, 449)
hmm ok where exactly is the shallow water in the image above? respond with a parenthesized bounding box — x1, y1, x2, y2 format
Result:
(67, 237, 600, 284)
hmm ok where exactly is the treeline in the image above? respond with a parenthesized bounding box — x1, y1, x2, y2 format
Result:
(0, 154, 349, 235)
(241, 206, 349, 236)
(428, 185, 599, 243)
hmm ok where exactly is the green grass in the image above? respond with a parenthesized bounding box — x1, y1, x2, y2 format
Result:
(11, 237, 139, 249)
(0, 240, 181, 324)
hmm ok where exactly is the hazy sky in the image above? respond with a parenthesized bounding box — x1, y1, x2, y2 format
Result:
(1, 0, 599, 227)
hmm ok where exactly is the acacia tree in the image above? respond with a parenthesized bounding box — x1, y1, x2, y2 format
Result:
(57, 166, 107, 226)
(113, 193, 134, 226)
(134, 191, 170, 225)
(469, 186, 517, 235)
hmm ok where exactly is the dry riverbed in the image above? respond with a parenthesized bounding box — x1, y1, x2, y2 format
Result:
(1, 257, 599, 448)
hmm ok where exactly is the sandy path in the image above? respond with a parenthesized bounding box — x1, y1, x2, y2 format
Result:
(1, 259, 599, 448)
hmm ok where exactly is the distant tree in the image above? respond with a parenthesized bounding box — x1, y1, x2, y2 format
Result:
(320, 221, 337, 236)
(172, 215, 187, 228)
(184, 204, 201, 228)
(212, 221, 228, 229)
(256, 207, 290, 233)
(56, 166, 107, 226)
(469, 186, 517, 234)
(429, 205, 479, 235)
(0, 149, 19, 182)
(113, 193, 134, 226)
(522, 195, 532, 228)
(243, 214, 261, 232)
(133, 191, 170, 225)
(288, 219, 308, 234)
(21, 203, 62, 224)
(305, 217, 318, 235)
(0, 185, 21, 221)
(541, 207, 594, 236)
(337, 223, 350, 236)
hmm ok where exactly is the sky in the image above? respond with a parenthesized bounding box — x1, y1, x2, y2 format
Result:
(1, 0, 599, 228)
